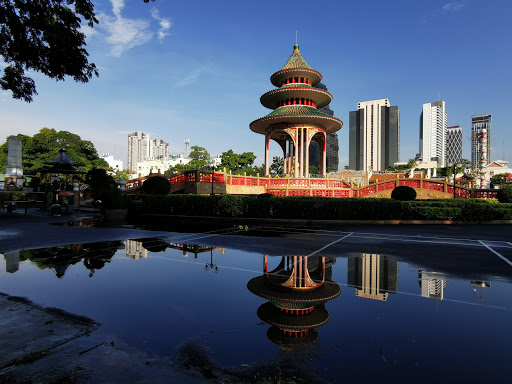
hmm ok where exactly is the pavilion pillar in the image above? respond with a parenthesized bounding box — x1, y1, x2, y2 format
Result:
(321, 133, 327, 176)
(300, 128, 304, 178)
(288, 141, 293, 176)
(293, 256, 298, 287)
(298, 256, 303, 287)
(305, 129, 310, 178)
(264, 135, 270, 176)
(294, 132, 299, 176)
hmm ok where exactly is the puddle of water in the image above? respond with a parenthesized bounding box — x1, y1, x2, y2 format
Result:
(1, 234, 512, 383)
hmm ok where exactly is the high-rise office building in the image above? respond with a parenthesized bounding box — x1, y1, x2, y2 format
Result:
(349, 98, 399, 171)
(419, 101, 447, 167)
(308, 83, 339, 172)
(128, 132, 170, 172)
(445, 125, 462, 166)
(471, 114, 492, 166)
(347, 254, 398, 301)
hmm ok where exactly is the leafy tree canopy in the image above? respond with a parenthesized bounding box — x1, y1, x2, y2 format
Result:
(220, 150, 258, 175)
(269, 156, 283, 176)
(188, 145, 211, 169)
(0, 128, 108, 174)
(0, 0, 155, 102)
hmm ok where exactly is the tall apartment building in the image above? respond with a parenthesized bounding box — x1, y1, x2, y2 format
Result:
(308, 83, 339, 172)
(349, 98, 399, 171)
(128, 132, 170, 172)
(471, 114, 492, 166)
(445, 125, 462, 166)
(419, 101, 447, 167)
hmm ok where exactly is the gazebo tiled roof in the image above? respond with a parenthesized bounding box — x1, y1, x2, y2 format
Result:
(250, 105, 343, 134)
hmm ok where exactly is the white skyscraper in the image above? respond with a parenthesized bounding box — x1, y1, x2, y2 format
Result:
(128, 132, 151, 172)
(349, 98, 400, 171)
(419, 101, 447, 167)
(128, 132, 170, 172)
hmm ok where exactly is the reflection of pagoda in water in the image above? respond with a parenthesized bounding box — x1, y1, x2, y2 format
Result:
(419, 271, 447, 300)
(348, 254, 398, 301)
(248, 255, 340, 349)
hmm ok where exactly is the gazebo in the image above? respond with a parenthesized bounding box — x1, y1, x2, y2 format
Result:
(38, 148, 86, 211)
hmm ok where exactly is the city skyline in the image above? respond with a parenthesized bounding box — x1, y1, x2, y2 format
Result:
(1, 0, 510, 169)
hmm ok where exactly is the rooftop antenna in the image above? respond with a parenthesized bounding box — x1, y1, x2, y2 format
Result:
(296, 30, 298, 45)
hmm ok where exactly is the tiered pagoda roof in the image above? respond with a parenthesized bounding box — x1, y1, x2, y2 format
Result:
(250, 44, 342, 135)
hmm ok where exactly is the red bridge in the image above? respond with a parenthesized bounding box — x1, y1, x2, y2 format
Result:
(125, 170, 497, 199)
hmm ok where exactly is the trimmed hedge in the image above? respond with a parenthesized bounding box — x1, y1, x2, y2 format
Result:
(142, 176, 171, 195)
(124, 194, 512, 221)
(391, 186, 417, 201)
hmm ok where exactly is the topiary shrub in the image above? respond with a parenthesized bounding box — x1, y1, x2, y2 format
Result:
(142, 176, 171, 195)
(496, 186, 512, 203)
(391, 185, 417, 201)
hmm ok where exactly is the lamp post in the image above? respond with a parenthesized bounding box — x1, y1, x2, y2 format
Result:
(205, 248, 218, 272)
(453, 163, 457, 199)
(211, 165, 216, 196)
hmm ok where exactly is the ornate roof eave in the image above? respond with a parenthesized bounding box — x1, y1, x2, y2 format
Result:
(45, 148, 80, 167)
(260, 87, 333, 109)
(250, 106, 343, 134)
(270, 68, 322, 87)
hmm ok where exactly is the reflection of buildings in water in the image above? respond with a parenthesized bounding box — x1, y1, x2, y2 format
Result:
(168, 243, 224, 259)
(348, 254, 398, 301)
(418, 271, 447, 300)
(4, 251, 20, 273)
(125, 240, 148, 259)
(248, 255, 340, 349)
(471, 280, 491, 300)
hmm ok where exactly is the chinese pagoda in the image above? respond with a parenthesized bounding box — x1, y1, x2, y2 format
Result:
(248, 255, 341, 349)
(250, 44, 343, 177)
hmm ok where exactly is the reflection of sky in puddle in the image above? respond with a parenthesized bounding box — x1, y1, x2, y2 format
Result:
(1, 236, 512, 382)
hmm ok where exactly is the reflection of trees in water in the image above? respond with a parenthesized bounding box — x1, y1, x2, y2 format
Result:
(20, 241, 122, 278)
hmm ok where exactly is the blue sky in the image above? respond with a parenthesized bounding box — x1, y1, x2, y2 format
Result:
(1, 0, 511, 168)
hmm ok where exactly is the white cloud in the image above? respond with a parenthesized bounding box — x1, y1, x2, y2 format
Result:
(175, 69, 203, 88)
(150, 9, 172, 41)
(99, 0, 153, 57)
(441, 2, 465, 13)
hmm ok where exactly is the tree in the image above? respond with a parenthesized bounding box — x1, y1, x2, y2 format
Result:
(490, 173, 507, 187)
(220, 150, 258, 175)
(85, 168, 117, 200)
(0, 128, 108, 174)
(269, 156, 283, 176)
(188, 145, 211, 169)
(0, 0, 155, 102)
(111, 169, 130, 182)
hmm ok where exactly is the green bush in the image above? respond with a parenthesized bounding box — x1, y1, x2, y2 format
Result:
(391, 186, 417, 201)
(101, 189, 126, 209)
(142, 176, 171, 195)
(216, 195, 244, 217)
(496, 187, 512, 203)
(123, 194, 512, 221)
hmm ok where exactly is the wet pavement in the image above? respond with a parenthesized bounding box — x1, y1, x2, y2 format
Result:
(1, 209, 511, 383)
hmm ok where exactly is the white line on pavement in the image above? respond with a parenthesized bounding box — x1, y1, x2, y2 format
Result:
(479, 241, 512, 268)
(306, 232, 354, 257)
